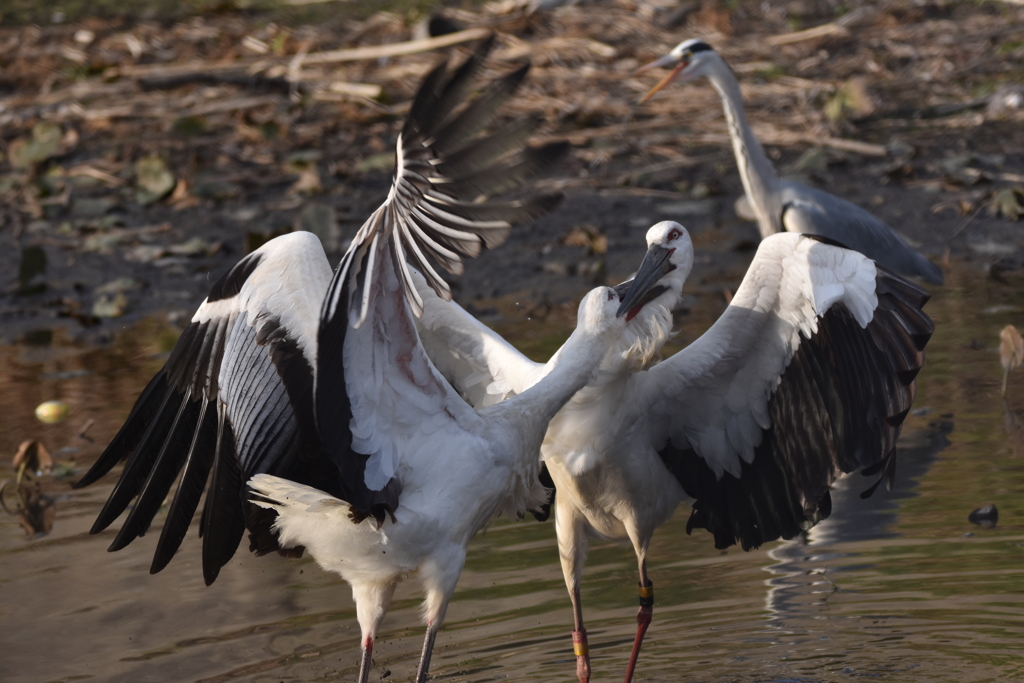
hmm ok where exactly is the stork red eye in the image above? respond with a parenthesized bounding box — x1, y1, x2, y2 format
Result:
(668, 229, 681, 241)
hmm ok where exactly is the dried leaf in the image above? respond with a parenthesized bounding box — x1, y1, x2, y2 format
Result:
(135, 154, 176, 206)
(289, 167, 322, 194)
(824, 78, 875, 123)
(8, 122, 64, 168)
(12, 440, 53, 474)
(562, 226, 608, 255)
(990, 188, 1024, 220)
(92, 292, 130, 318)
(1000, 325, 1024, 371)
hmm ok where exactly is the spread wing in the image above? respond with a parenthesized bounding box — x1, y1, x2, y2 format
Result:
(74, 231, 331, 584)
(328, 34, 564, 329)
(314, 37, 565, 518)
(629, 233, 933, 551)
(780, 180, 944, 285)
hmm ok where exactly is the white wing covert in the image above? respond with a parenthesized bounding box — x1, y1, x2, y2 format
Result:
(631, 233, 933, 551)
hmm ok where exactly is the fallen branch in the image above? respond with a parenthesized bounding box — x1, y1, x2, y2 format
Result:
(111, 28, 491, 81)
(765, 22, 850, 47)
(301, 28, 491, 65)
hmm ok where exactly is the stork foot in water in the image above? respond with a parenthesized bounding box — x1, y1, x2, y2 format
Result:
(573, 628, 590, 683)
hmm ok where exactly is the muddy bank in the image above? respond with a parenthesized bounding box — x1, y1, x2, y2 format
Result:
(2, 0, 1023, 344)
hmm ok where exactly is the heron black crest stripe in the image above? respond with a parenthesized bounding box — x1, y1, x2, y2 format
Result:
(661, 267, 933, 550)
(687, 41, 714, 54)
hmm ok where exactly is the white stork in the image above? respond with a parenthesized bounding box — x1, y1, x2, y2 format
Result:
(638, 39, 944, 285)
(74, 38, 633, 683)
(413, 220, 934, 682)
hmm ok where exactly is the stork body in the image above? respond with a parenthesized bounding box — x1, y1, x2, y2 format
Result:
(640, 39, 944, 285)
(415, 220, 934, 682)
(73, 39, 625, 683)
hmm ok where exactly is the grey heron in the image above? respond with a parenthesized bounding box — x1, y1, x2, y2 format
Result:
(639, 39, 944, 285)
(73, 38, 630, 683)
(413, 220, 934, 683)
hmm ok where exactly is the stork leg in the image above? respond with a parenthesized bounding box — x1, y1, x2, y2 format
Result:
(414, 551, 463, 683)
(623, 553, 653, 683)
(352, 579, 398, 683)
(415, 619, 441, 683)
(556, 497, 591, 683)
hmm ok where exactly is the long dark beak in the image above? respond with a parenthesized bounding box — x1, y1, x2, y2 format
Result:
(637, 54, 687, 104)
(616, 245, 675, 318)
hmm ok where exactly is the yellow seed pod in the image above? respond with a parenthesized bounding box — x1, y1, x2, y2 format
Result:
(35, 400, 70, 425)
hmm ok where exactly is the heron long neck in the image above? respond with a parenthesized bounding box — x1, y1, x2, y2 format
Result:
(707, 60, 783, 237)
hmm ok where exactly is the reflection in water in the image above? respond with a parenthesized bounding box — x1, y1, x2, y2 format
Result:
(2, 262, 1024, 683)
(764, 419, 953, 631)
(1004, 399, 1024, 458)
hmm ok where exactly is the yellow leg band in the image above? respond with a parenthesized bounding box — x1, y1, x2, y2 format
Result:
(572, 630, 589, 656)
(639, 585, 654, 599)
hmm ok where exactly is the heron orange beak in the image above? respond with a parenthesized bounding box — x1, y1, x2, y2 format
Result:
(637, 56, 688, 104)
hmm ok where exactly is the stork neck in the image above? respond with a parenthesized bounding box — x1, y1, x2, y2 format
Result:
(707, 62, 783, 237)
(499, 329, 610, 431)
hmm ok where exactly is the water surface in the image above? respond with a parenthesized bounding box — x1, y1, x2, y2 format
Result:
(1, 261, 1023, 683)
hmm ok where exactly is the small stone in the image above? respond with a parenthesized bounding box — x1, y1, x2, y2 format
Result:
(72, 196, 117, 219)
(968, 504, 998, 528)
(35, 400, 70, 425)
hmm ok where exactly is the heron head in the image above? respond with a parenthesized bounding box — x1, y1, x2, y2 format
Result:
(615, 221, 693, 320)
(637, 39, 717, 103)
(579, 286, 628, 336)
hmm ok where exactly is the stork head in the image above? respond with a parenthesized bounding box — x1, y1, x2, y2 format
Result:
(637, 39, 719, 103)
(578, 286, 628, 337)
(616, 221, 693, 320)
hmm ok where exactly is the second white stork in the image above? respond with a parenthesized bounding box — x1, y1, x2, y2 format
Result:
(73, 38, 632, 683)
(413, 220, 934, 682)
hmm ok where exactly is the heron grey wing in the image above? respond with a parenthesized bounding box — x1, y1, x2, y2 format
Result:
(779, 180, 944, 285)
(75, 232, 332, 585)
(631, 233, 933, 551)
(411, 268, 546, 408)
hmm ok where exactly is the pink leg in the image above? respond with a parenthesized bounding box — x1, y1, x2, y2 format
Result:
(357, 636, 373, 683)
(571, 585, 591, 683)
(623, 559, 653, 683)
